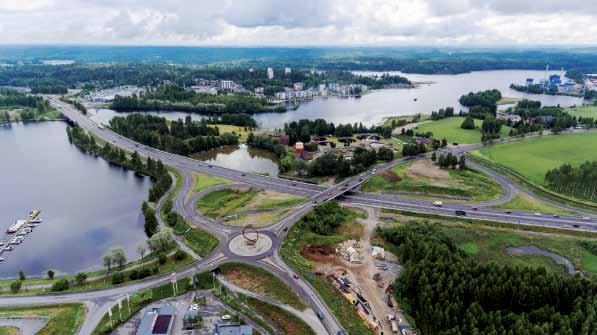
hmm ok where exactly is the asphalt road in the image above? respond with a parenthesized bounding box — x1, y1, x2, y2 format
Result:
(7, 97, 591, 335)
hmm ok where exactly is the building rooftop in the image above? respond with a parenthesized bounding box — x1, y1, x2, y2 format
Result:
(136, 305, 175, 335)
(215, 323, 253, 335)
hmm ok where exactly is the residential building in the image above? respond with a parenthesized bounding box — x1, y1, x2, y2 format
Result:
(267, 67, 274, 80)
(190, 86, 218, 95)
(271, 134, 289, 145)
(215, 323, 252, 335)
(293, 82, 304, 91)
(526, 78, 534, 87)
(284, 67, 292, 74)
(136, 305, 175, 335)
(254, 87, 264, 95)
(220, 80, 234, 90)
(295, 142, 304, 156)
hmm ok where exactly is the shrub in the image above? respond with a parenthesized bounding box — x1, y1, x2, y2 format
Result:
(51, 279, 70, 292)
(159, 254, 168, 265)
(10, 281, 21, 293)
(112, 272, 125, 285)
(174, 250, 187, 261)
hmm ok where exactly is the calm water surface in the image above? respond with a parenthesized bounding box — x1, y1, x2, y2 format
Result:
(192, 144, 279, 176)
(253, 70, 584, 128)
(89, 70, 584, 130)
(0, 122, 151, 277)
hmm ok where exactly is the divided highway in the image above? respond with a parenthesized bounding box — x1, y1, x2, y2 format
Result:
(17, 97, 594, 335)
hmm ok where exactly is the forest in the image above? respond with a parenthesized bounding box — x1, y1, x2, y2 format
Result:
(111, 84, 285, 114)
(108, 114, 239, 156)
(379, 222, 597, 335)
(458, 89, 502, 114)
(283, 119, 392, 145)
(545, 161, 597, 201)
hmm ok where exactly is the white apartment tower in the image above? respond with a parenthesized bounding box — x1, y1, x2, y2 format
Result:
(267, 67, 274, 79)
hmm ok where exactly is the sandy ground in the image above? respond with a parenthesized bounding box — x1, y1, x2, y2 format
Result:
(306, 207, 402, 334)
(407, 159, 450, 180)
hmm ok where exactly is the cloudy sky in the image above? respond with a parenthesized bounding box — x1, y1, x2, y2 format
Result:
(0, 0, 595, 46)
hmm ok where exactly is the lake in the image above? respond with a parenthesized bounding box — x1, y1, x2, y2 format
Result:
(0, 121, 152, 278)
(89, 70, 584, 130)
(253, 70, 584, 128)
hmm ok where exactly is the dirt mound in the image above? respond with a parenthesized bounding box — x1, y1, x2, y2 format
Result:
(407, 159, 450, 180)
(301, 244, 335, 262)
(381, 170, 401, 182)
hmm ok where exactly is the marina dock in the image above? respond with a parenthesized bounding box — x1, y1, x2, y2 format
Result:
(0, 210, 43, 261)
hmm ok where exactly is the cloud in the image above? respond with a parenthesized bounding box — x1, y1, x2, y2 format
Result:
(0, 0, 594, 46)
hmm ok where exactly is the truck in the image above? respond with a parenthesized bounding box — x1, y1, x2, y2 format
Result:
(391, 320, 399, 333)
(433, 201, 443, 207)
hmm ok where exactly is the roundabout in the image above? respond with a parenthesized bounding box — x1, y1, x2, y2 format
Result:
(228, 228, 273, 258)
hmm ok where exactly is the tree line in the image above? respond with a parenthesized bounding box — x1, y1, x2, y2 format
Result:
(545, 161, 597, 201)
(283, 118, 392, 145)
(379, 221, 597, 335)
(108, 114, 239, 156)
(111, 84, 286, 114)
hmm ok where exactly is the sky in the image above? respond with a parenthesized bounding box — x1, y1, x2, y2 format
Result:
(0, 0, 596, 46)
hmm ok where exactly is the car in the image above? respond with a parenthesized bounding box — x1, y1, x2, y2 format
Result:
(208, 165, 212, 168)
(472, 207, 478, 211)
(197, 163, 202, 166)
(327, 191, 332, 195)
(433, 201, 443, 207)
(293, 274, 299, 279)
(573, 224, 580, 228)
(455, 210, 466, 216)
(583, 217, 592, 221)
(316, 311, 325, 320)
(292, 182, 297, 186)
(359, 178, 363, 181)
(283, 226, 288, 232)
(534, 212, 541, 216)
(505, 211, 512, 214)
(241, 173, 246, 176)
(552, 214, 560, 218)
(221, 314, 231, 321)
(190, 304, 199, 310)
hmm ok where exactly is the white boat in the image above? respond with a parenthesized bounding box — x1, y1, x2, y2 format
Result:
(7, 220, 27, 234)
(0, 258, 5, 262)
(9, 237, 24, 245)
(3, 246, 13, 251)
(29, 218, 42, 224)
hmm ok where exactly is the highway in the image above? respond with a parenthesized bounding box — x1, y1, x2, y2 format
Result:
(4, 96, 593, 335)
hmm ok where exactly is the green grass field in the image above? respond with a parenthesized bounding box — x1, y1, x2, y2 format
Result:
(413, 117, 511, 144)
(0, 327, 18, 335)
(191, 172, 231, 193)
(494, 193, 575, 216)
(363, 160, 505, 202)
(568, 105, 597, 118)
(244, 297, 316, 335)
(197, 188, 305, 218)
(471, 132, 597, 185)
(0, 304, 85, 335)
(220, 262, 307, 310)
